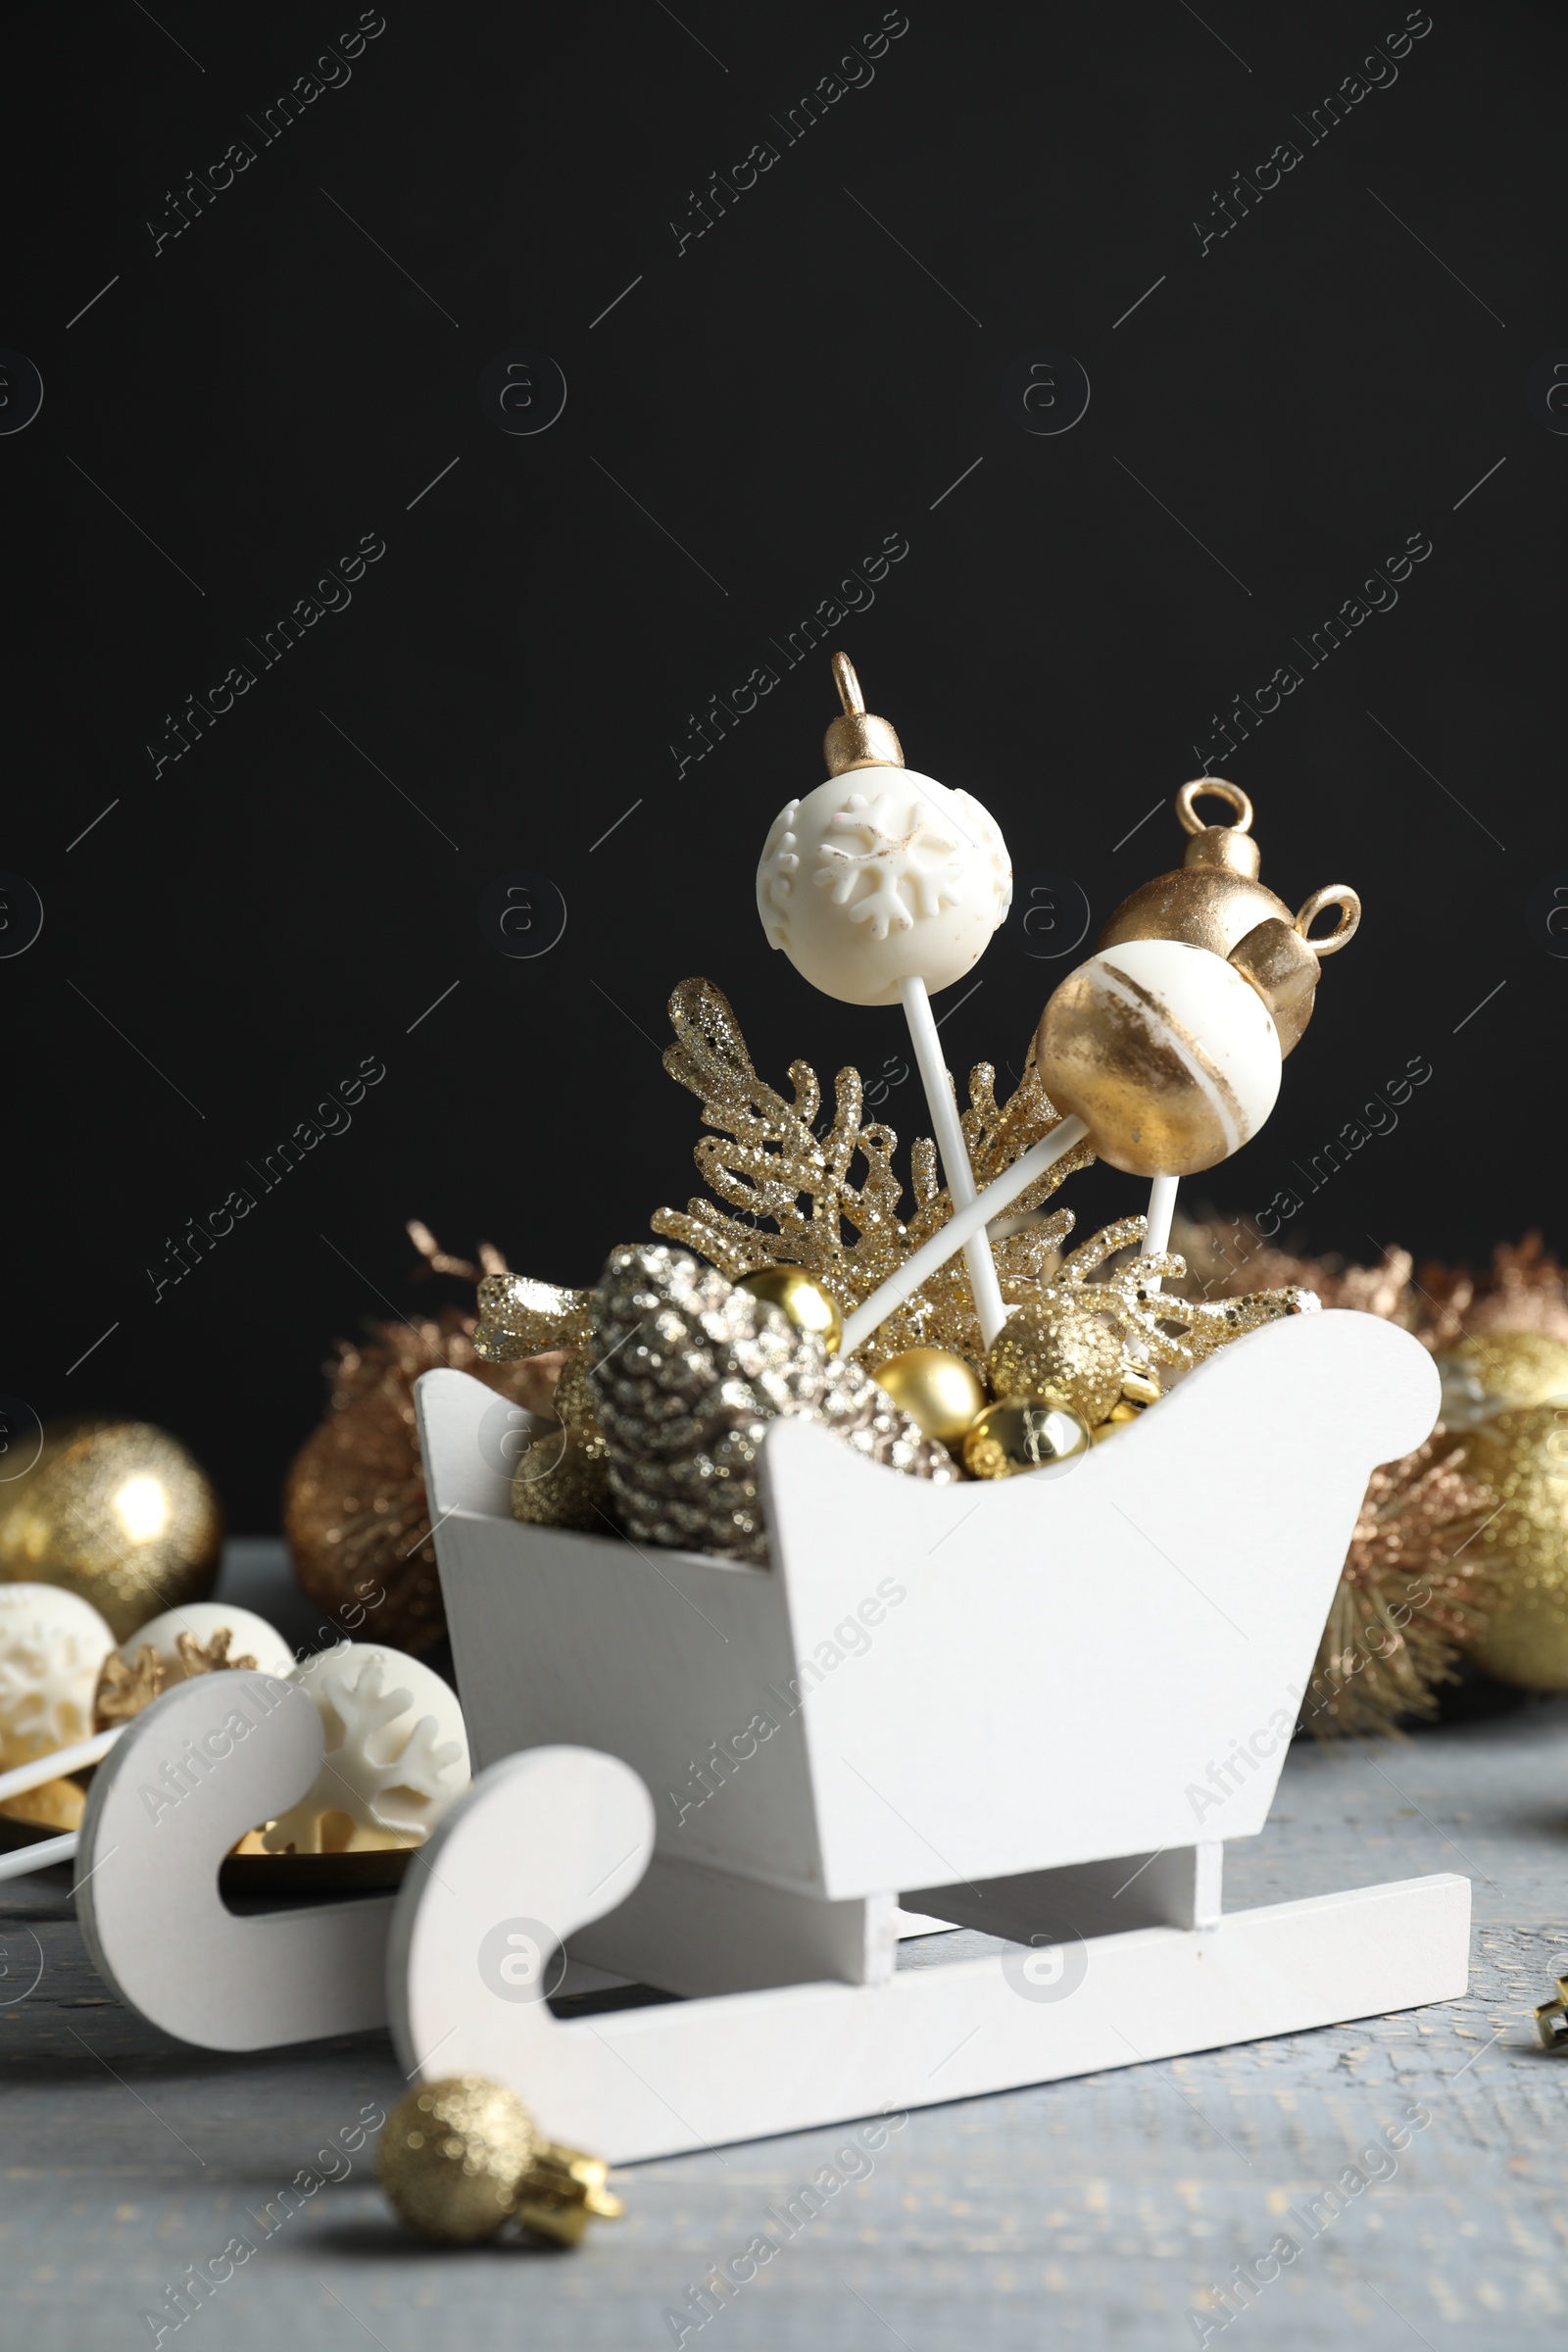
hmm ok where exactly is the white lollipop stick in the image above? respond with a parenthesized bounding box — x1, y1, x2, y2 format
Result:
(843, 1115, 1088, 1355)
(0, 1727, 122, 1881)
(900, 975, 1007, 1348)
(0, 1832, 77, 1882)
(0, 1725, 122, 1806)
(1140, 1172, 1179, 1295)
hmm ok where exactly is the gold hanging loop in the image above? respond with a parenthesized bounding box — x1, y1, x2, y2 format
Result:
(1295, 885, 1360, 956)
(1176, 776, 1254, 836)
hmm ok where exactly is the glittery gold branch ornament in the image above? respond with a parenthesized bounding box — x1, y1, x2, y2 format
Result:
(285, 1224, 546, 1653)
(511, 1348, 611, 1531)
(1022, 1217, 1321, 1377)
(470, 1272, 596, 1362)
(592, 1245, 955, 1564)
(93, 1644, 165, 1729)
(651, 977, 1092, 1368)
(1300, 1440, 1492, 1738)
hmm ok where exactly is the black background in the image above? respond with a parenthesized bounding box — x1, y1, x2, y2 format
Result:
(4, 1, 1562, 1529)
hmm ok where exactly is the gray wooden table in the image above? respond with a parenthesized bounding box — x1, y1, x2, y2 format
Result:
(4, 1544, 1566, 2351)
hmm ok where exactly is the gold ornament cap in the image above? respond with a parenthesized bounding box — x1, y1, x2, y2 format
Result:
(822, 651, 905, 776)
(1534, 1979, 1568, 2052)
(1095, 779, 1360, 1057)
(1177, 777, 1263, 880)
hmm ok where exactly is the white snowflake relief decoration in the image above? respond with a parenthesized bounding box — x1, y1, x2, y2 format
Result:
(813, 791, 965, 940)
(265, 1654, 468, 1855)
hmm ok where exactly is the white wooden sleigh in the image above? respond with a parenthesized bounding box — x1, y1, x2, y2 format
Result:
(386, 1309, 1468, 2158)
(69, 1309, 1466, 2161)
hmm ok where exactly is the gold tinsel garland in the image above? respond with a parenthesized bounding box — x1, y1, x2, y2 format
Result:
(1298, 1439, 1492, 1737)
(1173, 1216, 1568, 1729)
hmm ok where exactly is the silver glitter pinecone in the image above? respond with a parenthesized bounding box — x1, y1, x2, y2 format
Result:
(591, 1245, 956, 1563)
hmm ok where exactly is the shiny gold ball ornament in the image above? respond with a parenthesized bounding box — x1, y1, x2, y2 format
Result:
(1441, 1331, 1568, 1425)
(963, 1397, 1091, 1480)
(379, 2077, 623, 2248)
(986, 1297, 1123, 1428)
(0, 1419, 221, 1641)
(1454, 1408, 1568, 1690)
(380, 2078, 538, 2245)
(869, 1348, 986, 1447)
(736, 1265, 845, 1354)
(1095, 779, 1360, 1057)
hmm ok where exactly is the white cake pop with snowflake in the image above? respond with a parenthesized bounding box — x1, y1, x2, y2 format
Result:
(757, 653, 1011, 1008)
(0, 1584, 116, 1770)
(264, 1642, 469, 1855)
(756, 653, 1014, 1346)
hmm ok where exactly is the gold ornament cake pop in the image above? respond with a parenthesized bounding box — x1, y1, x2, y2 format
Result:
(1096, 779, 1359, 1055)
(1035, 782, 1359, 1177)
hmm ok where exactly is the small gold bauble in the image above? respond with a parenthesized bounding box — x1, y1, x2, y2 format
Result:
(987, 1298, 1123, 1429)
(871, 1348, 987, 1446)
(1449, 1333, 1568, 1411)
(0, 1419, 222, 1641)
(1119, 1365, 1162, 1407)
(1090, 1399, 1145, 1446)
(736, 1266, 844, 1354)
(379, 2078, 537, 2245)
(1454, 1406, 1568, 1690)
(963, 1396, 1091, 1480)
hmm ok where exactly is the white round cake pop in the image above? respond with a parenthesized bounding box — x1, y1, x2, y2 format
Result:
(0, 1584, 116, 1769)
(265, 1642, 469, 1854)
(125, 1602, 296, 1685)
(758, 770, 1011, 1007)
(1035, 937, 1282, 1177)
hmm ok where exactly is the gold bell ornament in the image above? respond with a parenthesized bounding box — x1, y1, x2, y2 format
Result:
(379, 2077, 623, 2246)
(1036, 779, 1360, 1178)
